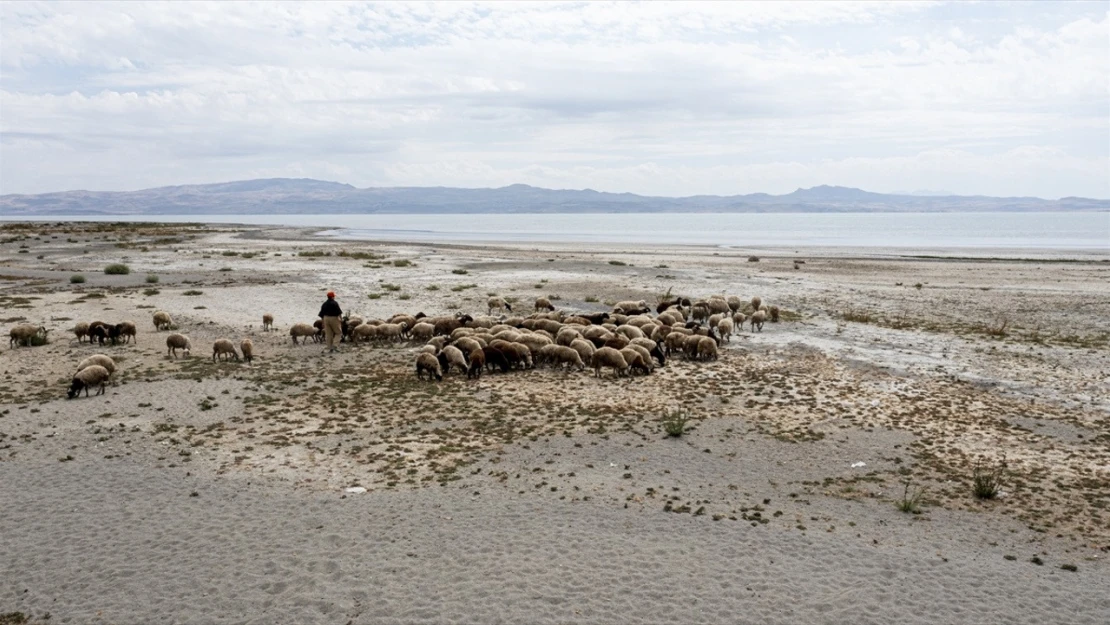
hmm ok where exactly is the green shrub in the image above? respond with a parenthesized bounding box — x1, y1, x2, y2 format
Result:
(143, 288, 160, 296)
(70, 274, 86, 284)
(662, 407, 689, 437)
(608, 260, 627, 266)
(183, 290, 203, 296)
(972, 458, 1004, 500)
(104, 263, 130, 275)
(146, 274, 159, 283)
(398, 293, 411, 300)
(392, 259, 414, 267)
(897, 480, 925, 513)
(451, 269, 469, 275)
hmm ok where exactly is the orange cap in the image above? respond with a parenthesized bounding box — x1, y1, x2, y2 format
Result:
(327, 291, 335, 298)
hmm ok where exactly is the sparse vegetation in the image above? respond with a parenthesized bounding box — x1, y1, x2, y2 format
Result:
(70, 274, 86, 283)
(662, 407, 690, 437)
(972, 458, 1005, 500)
(104, 263, 130, 275)
(146, 274, 159, 283)
(897, 480, 925, 513)
(392, 259, 414, 267)
(183, 290, 203, 296)
(451, 269, 469, 275)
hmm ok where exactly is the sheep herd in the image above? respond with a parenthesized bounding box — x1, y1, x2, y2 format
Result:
(10, 292, 778, 399)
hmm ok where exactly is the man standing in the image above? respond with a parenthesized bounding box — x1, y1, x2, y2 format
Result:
(319, 291, 343, 353)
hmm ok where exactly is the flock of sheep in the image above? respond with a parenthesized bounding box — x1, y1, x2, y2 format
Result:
(9, 292, 776, 399)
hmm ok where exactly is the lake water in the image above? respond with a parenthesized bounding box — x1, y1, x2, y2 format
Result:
(3, 212, 1107, 250)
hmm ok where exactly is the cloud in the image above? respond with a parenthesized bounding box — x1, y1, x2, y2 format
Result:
(0, 1, 1106, 198)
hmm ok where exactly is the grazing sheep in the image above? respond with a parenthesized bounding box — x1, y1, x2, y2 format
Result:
(620, 347, 653, 375)
(697, 336, 719, 361)
(375, 323, 406, 343)
(548, 345, 586, 370)
(630, 338, 666, 367)
(768, 305, 780, 323)
(487, 296, 512, 315)
(88, 322, 108, 346)
(67, 365, 110, 399)
(750, 296, 762, 313)
(482, 346, 511, 373)
(453, 336, 483, 356)
(732, 311, 747, 328)
(107, 324, 125, 346)
(556, 327, 583, 346)
(592, 347, 628, 378)
(9, 324, 46, 349)
(717, 317, 734, 343)
(438, 345, 469, 375)
(434, 314, 474, 337)
(750, 310, 766, 332)
(312, 319, 325, 343)
(212, 338, 240, 362)
(117, 320, 137, 344)
(727, 295, 742, 312)
(568, 338, 597, 364)
(262, 314, 274, 331)
(152, 311, 172, 331)
(415, 352, 443, 381)
(534, 297, 555, 312)
(612, 300, 650, 315)
(409, 322, 436, 341)
(77, 354, 117, 383)
(350, 323, 377, 342)
(240, 338, 254, 364)
(467, 348, 485, 378)
(615, 325, 645, 340)
(690, 302, 710, 325)
(290, 323, 317, 345)
(73, 322, 89, 343)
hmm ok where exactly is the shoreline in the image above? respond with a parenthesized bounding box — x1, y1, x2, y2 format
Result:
(1, 220, 1107, 623)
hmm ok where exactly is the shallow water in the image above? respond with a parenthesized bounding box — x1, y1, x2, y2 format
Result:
(3, 211, 1107, 249)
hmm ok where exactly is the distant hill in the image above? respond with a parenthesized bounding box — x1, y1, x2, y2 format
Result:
(1, 179, 1106, 215)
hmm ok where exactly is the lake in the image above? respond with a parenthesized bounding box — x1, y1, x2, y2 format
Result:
(3, 212, 1107, 250)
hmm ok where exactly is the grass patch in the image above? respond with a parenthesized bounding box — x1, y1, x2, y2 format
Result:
(450, 284, 477, 292)
(298, 250, 331, 257)
(70, 274, 86, 284)
(426, 285, 440, 291)
(839, 308, 875, 323)
(367, 293, 382, 300)
(103, 263, 130, 275)
(972, 458, 1004, 500)
(584, 296, 599, 303)
(145, 274, 159, 283)
(608, 260, 627, 266)
(219, 267, 232, 272)
(382, 283, 401, 292)
(143, 288, 160, 296)
(451, 268, 469, 275)
(337, 250, 384, 260)
(392, 259, 414, 267)
(896, 480, 925, 513)
(183, 290, 203, 296)
(221, 250, 239, 256)
(662, 407, 690, 438)
(398, 293, 412, 300)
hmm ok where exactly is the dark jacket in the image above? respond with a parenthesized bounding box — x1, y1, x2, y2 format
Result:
(319, 298, 342, 318)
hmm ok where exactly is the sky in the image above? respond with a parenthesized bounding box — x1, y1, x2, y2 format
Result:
(1, 1, 1107, 199)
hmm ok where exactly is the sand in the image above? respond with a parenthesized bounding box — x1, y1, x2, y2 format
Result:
(1, 221, 1108, 624)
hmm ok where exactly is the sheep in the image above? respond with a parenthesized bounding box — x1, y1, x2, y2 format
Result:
(579, 312, 611, 325)
(750, 310, 766, 332)
(534, 297, 555, 312)
(409, 322, 436, 341)
(615, 325, 645, 340)
(750, 296, 762, 313)
(434, 314, 474, 337)
(419, 345, 438, 356)
(73, 322, 89, 343)
(556, 327, 583, 346)
(262, 314, 274, 331)
(426, 336, 450, 352)
(546, 345, 585, 370)
(240, 338, 254, 364)
(312, 319, 325, 343)
(482, 346, 511, 373)
(708, 313, 723, 329)
(9, 324, 46, 349)
(630, 338, 666, 367)
(568, 338, 596, 364)
(727, 295, 742, 312)
(107, 324, 125, 346)
(415, 352, 443, 381)
(117, 320, 137, 344)
(488, 296, 512, 315)
(768, 305, 780, 323)
(77, 354, 117, 383)
(664, 331, 689, 356)
(516, 333, 553, 356)
(375, 323, 406, 343)
(717, 317, 734, 343)
(706, 296, 730, 315)
(290, 323, 317, 345)
(657, 310, 684, 326)
(88, 323, 108, 346)
(690, 302, 710, 325)
(153, 311, 172, 331)
(620, 347, 653, 375)
(697, 336, 719, 361)
(453, 336, 483, 356)
(67, 365, 110, 399)
(467, 348, 486, 379)
(592, 347, 628, 378)
(438, 345, 468, 375)
(612, 300, 650, 315)
(212, 338, 240, 362)
(732, 311, 747, 328)
(350, 323, 377, 343)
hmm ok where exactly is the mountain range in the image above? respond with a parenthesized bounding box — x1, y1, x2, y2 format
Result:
(1, 179, 1106, 215)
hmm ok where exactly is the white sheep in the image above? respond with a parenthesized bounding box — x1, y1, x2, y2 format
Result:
(290, 323, 317, 345)
(568, 338, 596, 364)
(73, 321, 90, 343)
(415, 352, 443, 381)
(717, 317, 734, 343)
(750, 310, 766, 332)
(77, 354, 117, 382)
(592, 347, 628, 378)
(117, 320, 137, 344)
(439, 345, 469, 375)
(212, 339, 240, 362)
(240, 338, 254, 364)
(152, 311, 172, 331)
(262, 314, 274, 331)
(534, 297, 555, 312)
(488, 296, 513, 315)
(166, 333, 191, 358)
(9, 324, 46, 349)
(612, 300, 650, 315)
(68, 365, 110, 399)
(750, 296, 762, 313)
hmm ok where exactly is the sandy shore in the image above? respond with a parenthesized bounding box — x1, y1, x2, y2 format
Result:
(1, 221, 1108, 624)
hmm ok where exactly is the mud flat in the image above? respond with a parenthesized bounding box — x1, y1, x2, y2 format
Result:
(1, 221, 1108, 624)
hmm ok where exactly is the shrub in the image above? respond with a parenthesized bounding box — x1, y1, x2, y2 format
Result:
(219, 267, 232, 272)
(392, 259, 414, 267)
(896, 480, 925, 513)
(426, 285, 440, 291)
(451, 269, 469, 275)
(608, 260, 627, 266)
(104, 263, 130, 275)
(367, 293, 382, 300)
(143, 288, 160, 296)
(398, 293, 411, 300)
(972, 458, 1004, 500)
(747, 256, 760, 262)
(662, 407, 689, 437)
(584, 296, 599, 303)
(382, 283, 401, 292)
(183, 290, 203, 296)
(70, 274, 86, 284)
(145, 274, 159, 283)
(29, 333, 49, 347)
(221, 250, 239, 256)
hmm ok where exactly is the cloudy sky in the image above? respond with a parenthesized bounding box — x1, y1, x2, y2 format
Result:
(1, 1, 1107, 198)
